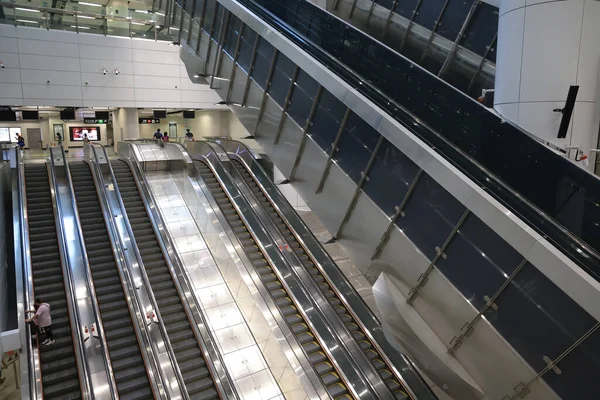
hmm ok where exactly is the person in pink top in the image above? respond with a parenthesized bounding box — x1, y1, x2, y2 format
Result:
(25, 298, 54, 345)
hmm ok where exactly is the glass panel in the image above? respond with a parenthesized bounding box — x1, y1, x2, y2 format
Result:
(543, 324, 600, 400)
(395, 0, 420, 19)
(237, 27, 257, 72)
(414, 0, 445, 29)
(224, 16, 241, 56)
(333, 113, 380, 183)
(363, 139, 420, 217)
(437, 0, 473, 41)
(212, 5, 224, 40)
(376, 0, 396, 10)
(202, 0, 216, 31)
(396, 174, 466, 260)
(251, 38, 275, 88)
(287, 70, 319, 128)
(461, 2, 498, 59)
(308, 90, 346, 153)
(268, 54, 295, 107)
(436, 213, 523, 310)
(484, 263, 597, 372)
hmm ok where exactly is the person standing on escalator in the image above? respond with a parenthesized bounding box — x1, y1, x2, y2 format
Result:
(25, 298, 54, 345)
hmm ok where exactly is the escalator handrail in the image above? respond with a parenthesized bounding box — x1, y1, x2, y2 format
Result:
(11, 147, 42, 400)
(47, 147, 93, 399)
(96, 144, 188, 400)
(59, 146, 120, 399)
(209, 141, 396, 399)
(86, 144, 171, 400)
(220, 139, 435, 399)
(184, 140, 379, 400)
(216, 0, 599, 277)
(122, 142, 240, 399)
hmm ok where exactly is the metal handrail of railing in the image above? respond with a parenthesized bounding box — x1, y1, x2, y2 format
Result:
(11, 147, 41, 400)
(85, 143, 171, 400)
(47, 146, 95, 400)
(57, 145, 119, 399)
(120, 141, 240, 399)
(218, 139, 436, 399)
(92, 143, 188, 399)
(0, 1, 162, 39)
(185, 140, 380, 400)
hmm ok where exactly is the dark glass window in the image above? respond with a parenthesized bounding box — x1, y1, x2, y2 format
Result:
(237, 27, 257, 72)
(223, 16, 241, 57)
(394, 0, 420, 19)
(396, 174, 466, 260)
(202, 0, 216, 32)
(436, 213, 523, 310)
(461, 2, 498, 60)
(268, 54, 295, 107)
(287, 70, 319, 128)
(251, 38, 275, 88)
(485, 263, 597, 372)
(308, 90, 346, 153)
(363, 139, 420, 217)
(333, 113, 380, 183)
(437, 0, 474, 40)
(414, 0, 446, 29)
(376, 0, 396, 10)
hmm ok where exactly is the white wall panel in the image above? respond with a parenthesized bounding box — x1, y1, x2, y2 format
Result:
(519, 1, 582, 102)
(494, 7, 524, 105)
(19, 54, 81, 72)
(576, 0, 600, 102)
(18, 38, 80, 58)
(0, 83, 23, 99)
(20, 69, 80, 86)
(516, 101, 564, 141)
(0, 25, 222, 108)
(570, 102, 600, 150)
(22, 84, 82, 100)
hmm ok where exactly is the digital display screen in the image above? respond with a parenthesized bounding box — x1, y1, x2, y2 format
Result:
(70, 126, 100, 141)
(10, 127, 21, 143)
(0, 127, 9, 142)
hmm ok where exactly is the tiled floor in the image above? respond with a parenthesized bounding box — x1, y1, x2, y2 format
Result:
(146, 170, 307, 400)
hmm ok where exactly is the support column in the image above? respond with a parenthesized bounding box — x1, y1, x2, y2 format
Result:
(112, 108, 139, 151)
(494, 0, 600, 171)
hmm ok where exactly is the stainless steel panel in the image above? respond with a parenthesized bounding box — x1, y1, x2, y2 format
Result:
(268, 116, 304, 178)
(214, 52, 234, 98)
(229, 65, 249, 105)
(286, 138, 327, 199)
(255, 96, 282, 148)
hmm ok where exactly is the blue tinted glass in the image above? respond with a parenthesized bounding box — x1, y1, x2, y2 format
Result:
(396, 174, 466, 260)
(308, 91, 346, 153)
(395, 0, 420, 19)
(414, 0, 445, 28)
(363, 140, 420, 216)
(224, 17, 241, 56)
(202, 0, 216, 31)
(237, 28, 257, 72)
(376, 0, 395, 10)
(436, 213, 522, 310)
(287, 70, 318, 128)
(213, 6, 225, 40)
(251, 39, 274, 88)
(437, 0, 473, 40)
(542, 325, 600, 400)
(485, 263, 597, 372)
(268, 55, 295, 107)
(333, 113, 380, 183)
(461, 2, 498, 59)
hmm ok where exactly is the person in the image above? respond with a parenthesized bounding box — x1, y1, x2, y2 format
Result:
(16, 134, 25, 149)
(153, 129, 163, 140)
(185, 128, 194, 141)
(56, 131, 62, 146)
(162, 132, 169, 142)
(83, 133, 90, 143)
(25, 298, 54, 345)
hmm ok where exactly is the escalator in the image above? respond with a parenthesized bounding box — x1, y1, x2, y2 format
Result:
(194, 159, 352, 399)
(24, 164, 82, 400)
(68, 162, 153, 400)
(110, 160, 219, 400)
(230, 159, 409, 398)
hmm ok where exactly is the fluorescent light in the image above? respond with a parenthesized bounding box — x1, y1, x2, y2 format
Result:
(155, 12, 165, 16)
(71, 25, 91, 29)
(78, 15, 96, 19)
(78, 2, 103, 7)
(131, 22, 145, 25)
(16, 7, 40, 12)
(17, 19, 39, 23)
(134, 9, 150, 13)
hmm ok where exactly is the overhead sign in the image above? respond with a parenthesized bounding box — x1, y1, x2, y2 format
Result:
(139, 118, 160, 124)
(84, 118, 108, 124)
